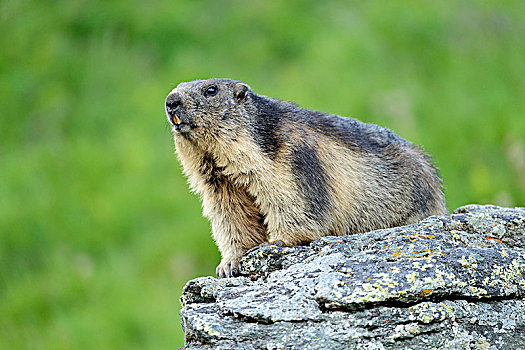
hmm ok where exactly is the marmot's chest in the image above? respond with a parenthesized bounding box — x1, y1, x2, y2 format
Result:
(197, 152, 255, 189)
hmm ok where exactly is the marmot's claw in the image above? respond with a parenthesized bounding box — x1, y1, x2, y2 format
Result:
(216, 258, 240, 278)
(268, 240, 285, 247)
(231, 264, 239, 277)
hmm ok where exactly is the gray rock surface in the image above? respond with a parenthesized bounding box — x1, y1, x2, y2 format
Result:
(180, 205, 525, 349)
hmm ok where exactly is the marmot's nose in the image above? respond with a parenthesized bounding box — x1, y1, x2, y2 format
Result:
(165, 95, 183, 125)
(165, 96, 182, 116)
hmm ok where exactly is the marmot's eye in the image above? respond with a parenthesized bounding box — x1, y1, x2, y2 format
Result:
(204, 85, 218, 97)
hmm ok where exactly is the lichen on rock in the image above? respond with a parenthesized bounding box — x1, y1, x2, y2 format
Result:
(180, 205, 525, 349)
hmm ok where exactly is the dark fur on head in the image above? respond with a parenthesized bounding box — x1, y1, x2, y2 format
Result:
(165, 78, 447, 277)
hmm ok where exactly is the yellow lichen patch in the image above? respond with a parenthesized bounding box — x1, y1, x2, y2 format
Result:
(423, 277, 435, 284)
(388, 246, 443, 261)
(406, 272, 419, 283)
(194, 318, 221, 336)
(420, 289, 433, 296)
(420, 314, 432, 323)
(389, 267, 401, 274)
(467, 256, 478, 269)
(412, 248, 442, 259)
(457, 256, 471, 267)
(406, 232, 436, 242)
(442, 303, 455, 319)
(388, 248, 405, 259)
(468, 286, 488, 295)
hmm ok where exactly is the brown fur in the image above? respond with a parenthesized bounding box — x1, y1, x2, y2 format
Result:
(165, 78, 447, 277)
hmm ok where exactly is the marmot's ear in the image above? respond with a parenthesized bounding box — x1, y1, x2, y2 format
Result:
(234, 83, 250, 102)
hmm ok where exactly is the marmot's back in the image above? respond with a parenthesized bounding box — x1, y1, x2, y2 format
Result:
(248, 94, 446, 234)
(165, 78, 447, 277)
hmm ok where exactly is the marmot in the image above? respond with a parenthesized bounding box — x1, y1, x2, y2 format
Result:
(165, 78, 447, 277)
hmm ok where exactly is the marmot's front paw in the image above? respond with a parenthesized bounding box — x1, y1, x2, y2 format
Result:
(216, 257, 240, 278)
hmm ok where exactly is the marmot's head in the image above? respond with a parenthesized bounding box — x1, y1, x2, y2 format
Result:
(165, 78, 251, 143)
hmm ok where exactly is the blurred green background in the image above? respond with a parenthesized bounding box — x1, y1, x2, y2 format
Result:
(1, 0, 524, 348)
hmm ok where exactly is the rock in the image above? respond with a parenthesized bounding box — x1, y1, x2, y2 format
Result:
(179, 205, 525, 349)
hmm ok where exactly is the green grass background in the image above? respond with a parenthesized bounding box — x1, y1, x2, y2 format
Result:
(1, 0, 524, 348)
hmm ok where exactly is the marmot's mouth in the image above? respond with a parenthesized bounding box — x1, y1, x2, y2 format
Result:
(166, 109, 195, 133)
(171, 114, 181, 125)
(170, 118, 195, 133)
(167, 113, 185, 128)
